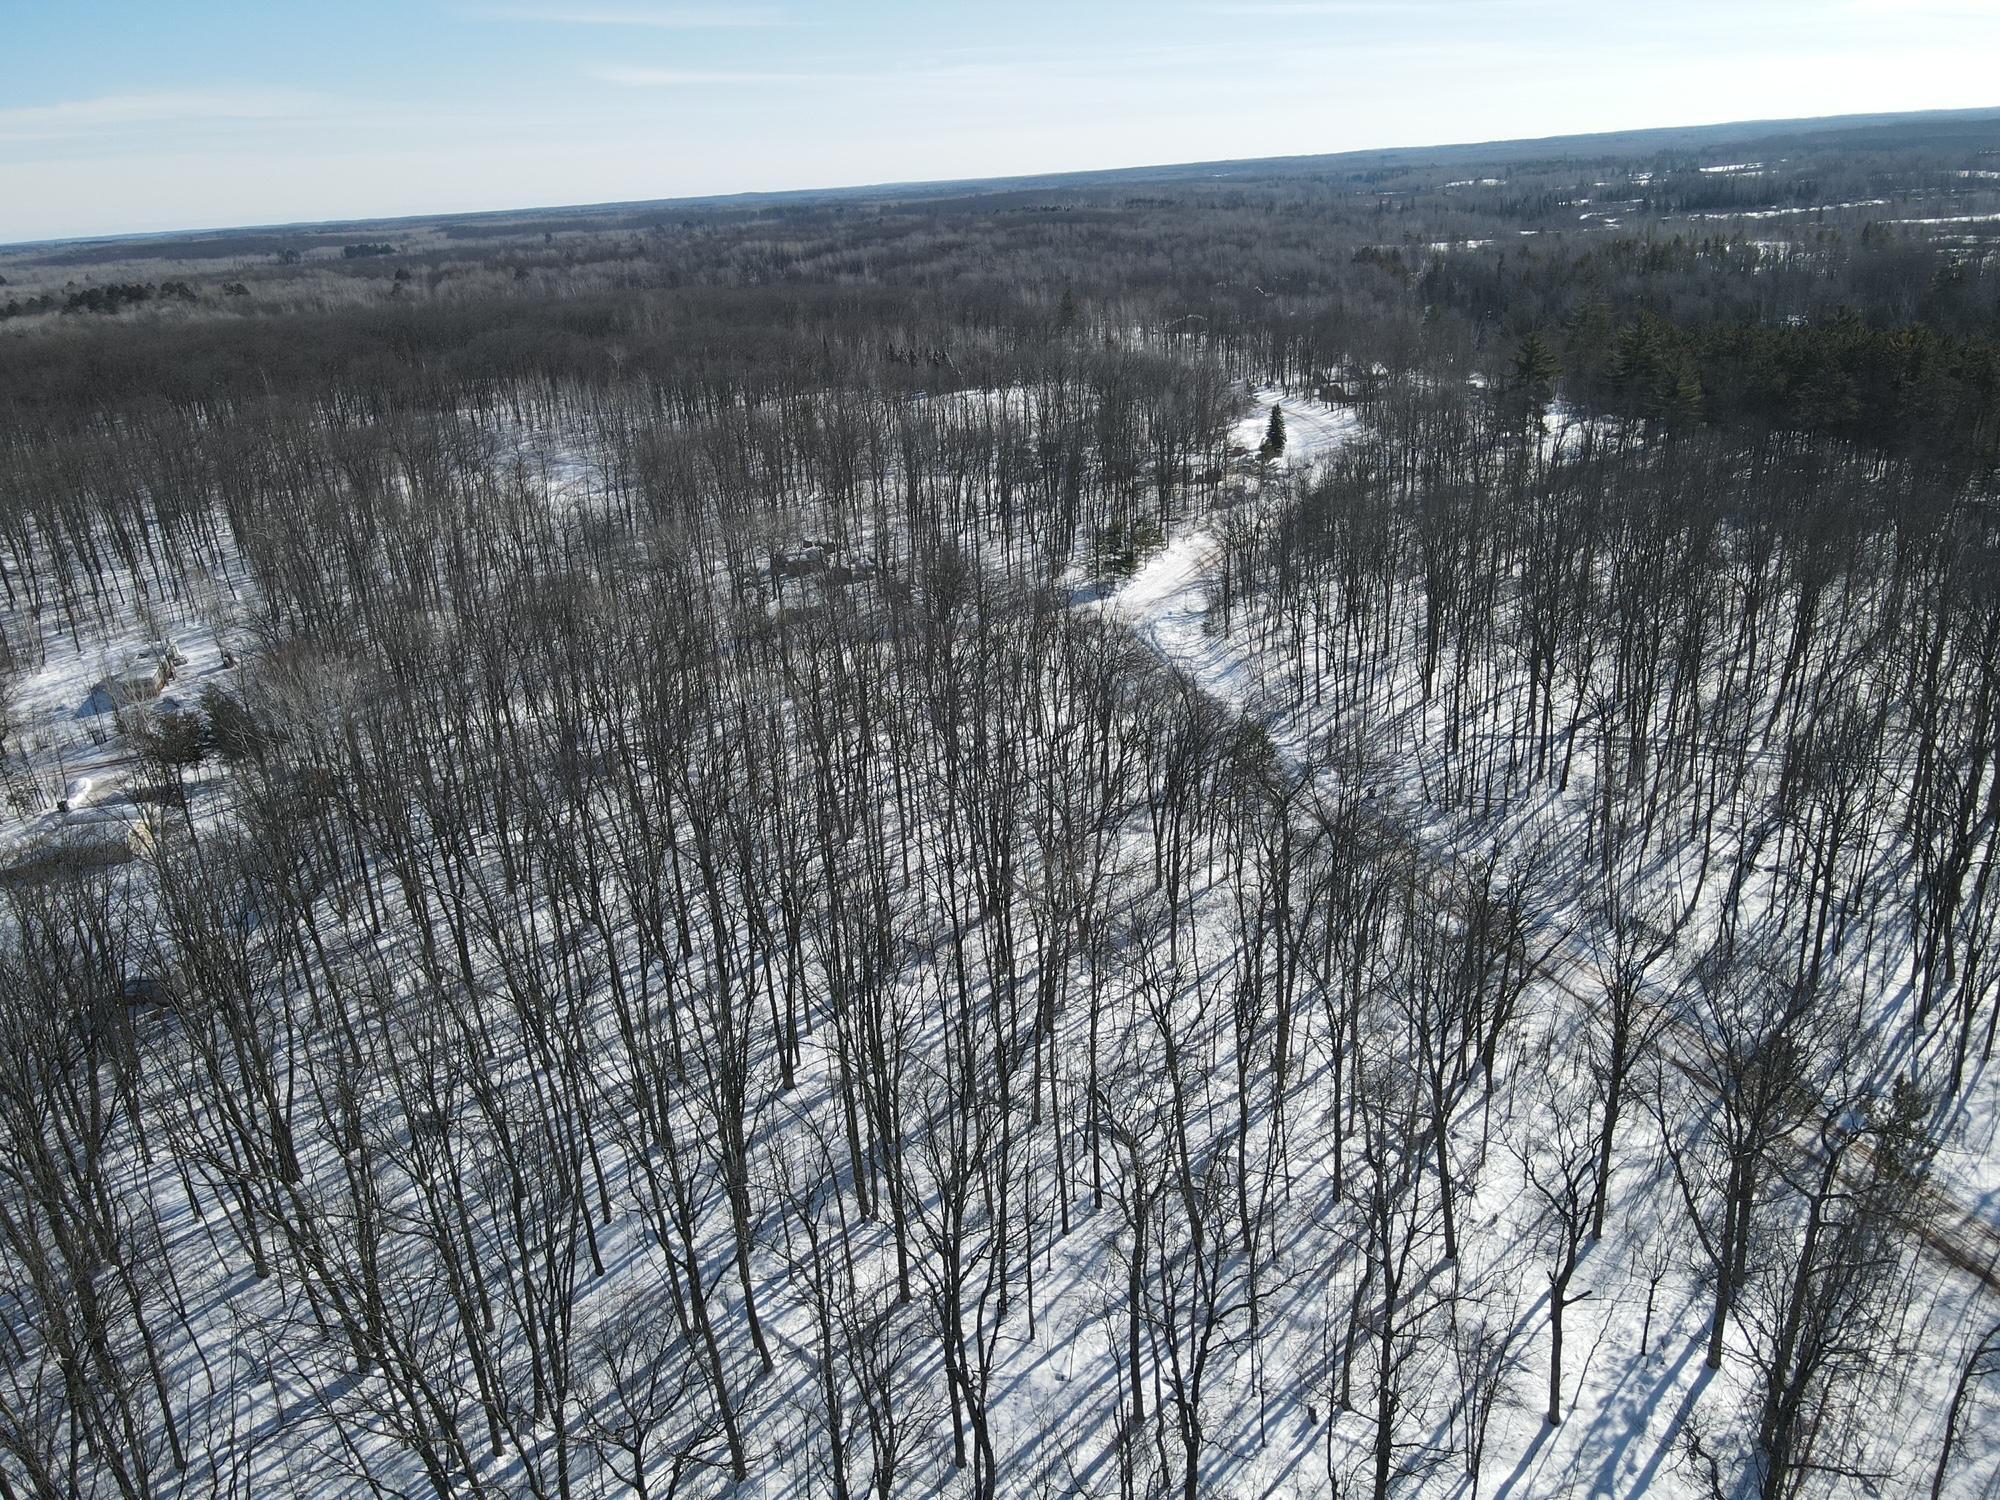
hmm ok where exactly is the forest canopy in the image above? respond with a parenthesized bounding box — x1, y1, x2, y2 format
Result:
(1, 108, 1999, 1500)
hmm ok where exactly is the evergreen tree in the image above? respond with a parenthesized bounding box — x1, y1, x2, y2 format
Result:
(1260, 403, 1287, 460)
(1510, 331, 1561, 417)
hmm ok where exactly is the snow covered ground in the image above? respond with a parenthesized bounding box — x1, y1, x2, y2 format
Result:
(1103, 389, 1361, 716)
(6, 376, 1997, 1499)
(1090, 385, 2000, 1497)
(0, 554, 257, 877)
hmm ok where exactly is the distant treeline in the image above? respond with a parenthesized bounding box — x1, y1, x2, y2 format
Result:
(1, 279, 199, 321)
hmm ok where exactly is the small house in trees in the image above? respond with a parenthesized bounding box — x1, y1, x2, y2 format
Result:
(60, 806, 155, 862)
(0, 807, 153, 885)
(102, 655, 172, 707)
(772, 542, 833, 581)
(80, 654, 178, 741)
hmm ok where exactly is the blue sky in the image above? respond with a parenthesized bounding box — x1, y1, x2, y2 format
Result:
(2, 0, 1996, 242)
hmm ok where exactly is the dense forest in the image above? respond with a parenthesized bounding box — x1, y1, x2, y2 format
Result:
(2, 110, 2000, 1499)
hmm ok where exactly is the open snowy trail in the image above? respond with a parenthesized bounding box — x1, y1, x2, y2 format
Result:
(1106, 386, 1360, 709)
(1109, 385, 2000, 1296)
(1095, 384, 2000, 1494)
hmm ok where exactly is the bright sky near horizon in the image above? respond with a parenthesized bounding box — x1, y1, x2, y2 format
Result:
(2, 0, 1996, 243)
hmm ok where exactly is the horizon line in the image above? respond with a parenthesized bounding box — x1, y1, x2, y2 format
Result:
(6, 99, 1998, 255)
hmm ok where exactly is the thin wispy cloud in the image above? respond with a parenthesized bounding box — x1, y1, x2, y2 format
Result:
(467, 4, 789, 27)
(593, 40, 1527, 99)
(1202, 0, 1530, 13)
(0, 89, 333, 144)
(592, 56, 1126, 95)
(593, 65, 820, 86)
(1846, 0, 2000, 12)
